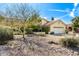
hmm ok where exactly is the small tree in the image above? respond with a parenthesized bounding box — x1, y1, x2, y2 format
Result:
(72, 16, 79, 32)
(5, 4, 40, 39)
(42, 26, 50, 34)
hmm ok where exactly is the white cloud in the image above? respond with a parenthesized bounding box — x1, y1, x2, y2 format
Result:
(74, 3, 78, 7)
(69, 0, 79, 18)
(40, 16, 47, 19)
(54, 18, 59, 20)
(43, 17, 47, 19)
(70, 11, 75, 17)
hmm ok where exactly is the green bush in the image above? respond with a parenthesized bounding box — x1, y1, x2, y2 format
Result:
(42, 26, 50, 34)
(31, 25, 42, 32)
(25, 28, 33, 34)
(60, 38, 79, 47)
(0, 28, 13, 45)
(25, 25, 50, 34)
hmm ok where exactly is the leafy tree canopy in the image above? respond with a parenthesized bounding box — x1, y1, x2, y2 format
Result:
(72, 16, 79, 32)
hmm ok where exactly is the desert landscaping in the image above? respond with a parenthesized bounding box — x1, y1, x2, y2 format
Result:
(0, 34, 78, 56)
(0, 3, 79, 56)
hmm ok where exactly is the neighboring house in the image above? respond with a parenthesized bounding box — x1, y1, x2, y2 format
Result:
(43, 19, 67, 34)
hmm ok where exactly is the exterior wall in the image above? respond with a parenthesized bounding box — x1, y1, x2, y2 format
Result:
(49, 21, 66, 33)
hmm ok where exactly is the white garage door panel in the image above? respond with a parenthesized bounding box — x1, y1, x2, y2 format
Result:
(53, 28, 65, 34)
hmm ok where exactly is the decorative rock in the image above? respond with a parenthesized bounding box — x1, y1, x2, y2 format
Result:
(0, 35, 79, 56)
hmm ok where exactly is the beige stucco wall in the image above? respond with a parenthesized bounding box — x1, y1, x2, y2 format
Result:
(49, 21, 66, 32)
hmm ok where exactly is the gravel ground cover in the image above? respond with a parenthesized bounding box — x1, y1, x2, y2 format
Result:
(0, 35, 79, 56)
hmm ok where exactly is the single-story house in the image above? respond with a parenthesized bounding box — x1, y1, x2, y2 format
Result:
(42, 19, 72, 34)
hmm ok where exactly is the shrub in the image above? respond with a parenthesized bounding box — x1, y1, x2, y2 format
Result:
(13, 28, 22, 35)
(27, 25, 50, 34)
(65, 30, 68, 34)
(31, 25, 42, 32)
(25, 28, 33, 34)
(42, 26, 50, 34)
(60, 38, 79, 47)
(0, 28, 13, 45)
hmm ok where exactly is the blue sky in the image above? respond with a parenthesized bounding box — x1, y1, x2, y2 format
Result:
(0, 3, 79, 24)
(29, 3, 79, 24)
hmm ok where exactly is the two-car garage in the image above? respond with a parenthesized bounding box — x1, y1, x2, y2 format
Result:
(51, 27, 65, 35)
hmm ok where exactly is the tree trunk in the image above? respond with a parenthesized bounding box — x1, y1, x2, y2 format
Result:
(23, 20, 26, 40)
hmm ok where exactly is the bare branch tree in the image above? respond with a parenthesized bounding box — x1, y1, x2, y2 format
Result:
(4, 3, 40, 39)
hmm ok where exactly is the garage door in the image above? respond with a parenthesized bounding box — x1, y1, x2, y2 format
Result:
(53, 27, 65, 34)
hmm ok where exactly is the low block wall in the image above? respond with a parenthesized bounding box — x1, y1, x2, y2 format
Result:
(33, 32, 45, 35)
